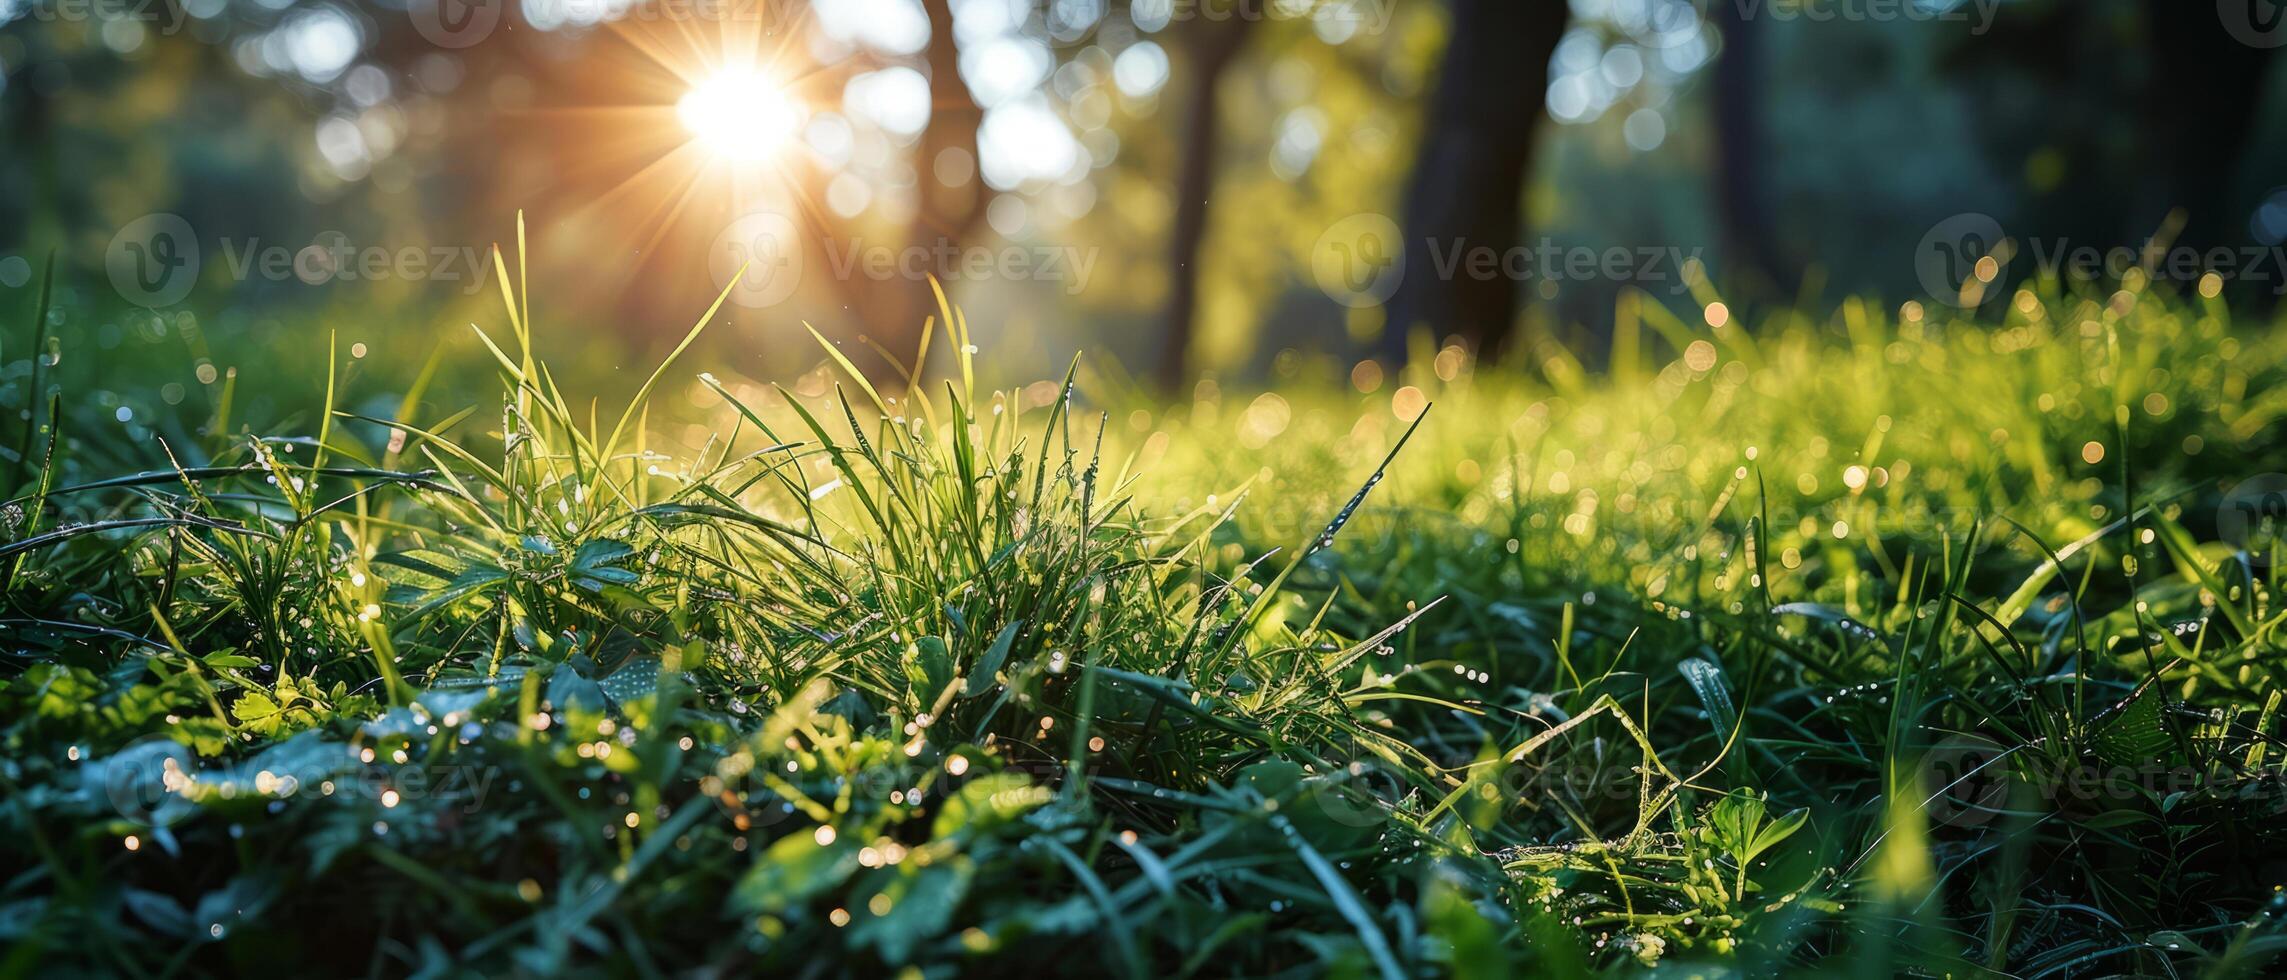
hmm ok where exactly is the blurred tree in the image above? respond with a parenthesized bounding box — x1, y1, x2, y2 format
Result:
(1380, 0, 1569, 362)
(1940, 0, 2278, 298)
(0, 14, 361, 293)
(1710, 0, 1786, 296)
(871, 0, 987, 374)
(1160, 7, 1433, 377)
(2, 37, 61, 249)
(2136, 0, 2276, 257)
(1156, 14, 1255, 390)
(1021, 0, 1407, 387)
(1934, 2, 2126, 250)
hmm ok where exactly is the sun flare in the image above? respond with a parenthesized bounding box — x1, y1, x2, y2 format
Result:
(677, 66, 802, 163)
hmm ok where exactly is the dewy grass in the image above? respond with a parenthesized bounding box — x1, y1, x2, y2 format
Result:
(6, 232, 2287, 976)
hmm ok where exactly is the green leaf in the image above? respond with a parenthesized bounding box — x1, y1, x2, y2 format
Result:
(121, 888, 193, 938)
(1238, 759, 1305, 799)
(1705, 791, 1806, 868)
(1678, 657, 1738, 742)
(846, 859, 974, 963)
(1423, 874, 1511, 980)
(2094, 690, 2173, 768)
(1282, 817, 1404, 980)
(572, 539, 639, 585)
(932, 772, 1050, 840)
(731, 830, 858, 915)
(231, 691, 284, 735)
(1749, 806, 1810, 862)
(1705, 791, 1764, 856)
(963, 620, 1023, 698)
(372, 549, 467, 583)
(572, 538, 633, 568)
(906, 636, 955, 704)
(404, 564, 511, 621)
(546, 669, 608, 713)
(598, 662, 659, 707)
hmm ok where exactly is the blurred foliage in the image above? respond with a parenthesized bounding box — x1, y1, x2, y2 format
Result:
(6, 0, 2282, 383)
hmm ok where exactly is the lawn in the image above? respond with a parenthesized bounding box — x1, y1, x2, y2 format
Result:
(6, 260, 2287, 977)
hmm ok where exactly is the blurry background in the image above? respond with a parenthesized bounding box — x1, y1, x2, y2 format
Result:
(3, 0, 2285, 405)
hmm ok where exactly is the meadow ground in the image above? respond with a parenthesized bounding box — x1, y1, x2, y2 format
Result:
(6, 262, 2287, 976)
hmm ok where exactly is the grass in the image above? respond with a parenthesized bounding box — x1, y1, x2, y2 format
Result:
(6, 238, 2287, 976)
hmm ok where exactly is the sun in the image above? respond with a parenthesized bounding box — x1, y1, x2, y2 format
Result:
(514, 14, 841, 298)
(677, 66, 802, 163)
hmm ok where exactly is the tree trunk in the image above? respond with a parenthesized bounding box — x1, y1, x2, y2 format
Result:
(874, 0, 988, 380)
(7, 57, 60, 255)
(2139, 0, 2274, 256)
(1378, 0, 1569, 364)
(1154, 18, 1256, 392)
(1711, 0, 1787, 296)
